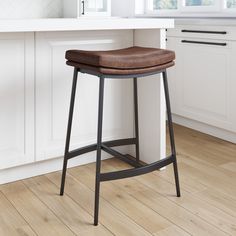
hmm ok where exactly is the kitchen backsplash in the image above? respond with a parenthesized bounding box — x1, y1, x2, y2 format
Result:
(0, 0, 63, 18)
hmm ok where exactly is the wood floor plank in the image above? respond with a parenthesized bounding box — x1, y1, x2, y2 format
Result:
(154, 160, 236, 219)
(68, 163, 173, 235)
(173, 125, 236, 165)
(195, 189, 236, 218)
(132, 189, 229, 236)
(155, 155, 236, 212)
(220, 162, 236, 173)
(154, 162, 208, 194)
(154, 225, 191, 236)
(0, 124, 235, 236)
(154, 164, 236, 234)
(46, 171, 152, 236)
(23, 175, 113, 236)
(180, 153, 236, 180)
(177, 157, 236, 200)
(136, 172, 236, 235)
(0, 181, 75, 236)
(104, 159, 230, 236)
(168, 190, 236, 235)
(0, 191, 36, 236)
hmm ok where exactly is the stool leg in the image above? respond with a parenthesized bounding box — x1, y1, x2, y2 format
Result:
(60, 68, 78, 196)
(162, 70, 181, 197)
(133, 77, 140, 164)
(94, 77, 105, 226)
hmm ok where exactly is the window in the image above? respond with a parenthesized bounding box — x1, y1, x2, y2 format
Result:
(85, 0, 108, 12)
(153, 0, 177, 10)
(147, 0, 236, 13)
(181, 0, 219, 12)
(227, 0, 236, 8)
(185, 0, 214, 6)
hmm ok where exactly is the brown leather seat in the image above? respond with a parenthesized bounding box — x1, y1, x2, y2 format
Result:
(66, 46, 175, 75)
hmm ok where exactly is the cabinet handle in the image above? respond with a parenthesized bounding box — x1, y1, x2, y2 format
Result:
(81, 0, 85, 15)
(181, 40, 227, 46)
(181, 30, 227, 35)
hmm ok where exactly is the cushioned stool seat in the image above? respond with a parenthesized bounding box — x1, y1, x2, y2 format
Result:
(65, 46, 175, 75)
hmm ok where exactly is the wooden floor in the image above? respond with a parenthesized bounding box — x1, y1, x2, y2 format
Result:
(1, 124, 236, 236)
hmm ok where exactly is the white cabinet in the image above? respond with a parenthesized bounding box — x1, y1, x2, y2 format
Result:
(0, 33, 34, 169)
(167, 25, 236, 136)
(35, 30, 134, 161)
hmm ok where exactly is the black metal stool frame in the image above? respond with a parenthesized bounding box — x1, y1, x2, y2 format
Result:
(60, 67, 181, 226)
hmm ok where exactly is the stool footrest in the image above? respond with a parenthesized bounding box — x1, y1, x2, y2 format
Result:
(66, 138, 136, 160)
(67, 144, 97, 159)
(101, 144, 142, 168)
(100, 155, 175, 182)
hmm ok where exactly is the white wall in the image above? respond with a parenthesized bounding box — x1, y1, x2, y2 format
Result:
(0, 0, 143, 19)
(111, 0, 144, 17)
(0, 0, 63, 19)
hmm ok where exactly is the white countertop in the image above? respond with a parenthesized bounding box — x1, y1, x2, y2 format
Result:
(136, 15, 236, 26)
(175, 18, 236, 26)
(0, 18, 174, 33)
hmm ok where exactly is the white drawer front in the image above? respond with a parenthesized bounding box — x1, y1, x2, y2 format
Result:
(167, 25, 236, 41)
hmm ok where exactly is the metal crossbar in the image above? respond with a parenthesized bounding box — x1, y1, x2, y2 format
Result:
(100, 155, 175, 182)
(66, 138, 137, 160)
(101, 144, 141, 168)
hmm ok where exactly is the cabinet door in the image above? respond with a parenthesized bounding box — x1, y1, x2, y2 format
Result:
(229, 42, 236, 132)
(35, 30, 133, 161)
(0, 33, 34, 170)
(167, 37, 236, 132)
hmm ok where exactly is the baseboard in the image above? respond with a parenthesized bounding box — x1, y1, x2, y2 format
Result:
(0, 152, 113, 185)
(173, 114, 236, 144)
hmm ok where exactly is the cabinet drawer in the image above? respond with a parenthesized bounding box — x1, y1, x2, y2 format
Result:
(167, 25, 236, 41)
(167, 37, 236, 133)
(175, 37, 232, 49)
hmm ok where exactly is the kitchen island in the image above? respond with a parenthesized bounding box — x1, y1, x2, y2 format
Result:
(0, 18, 174, 184)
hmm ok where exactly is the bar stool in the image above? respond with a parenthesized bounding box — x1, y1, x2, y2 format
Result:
(60, 46, 181, 226)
